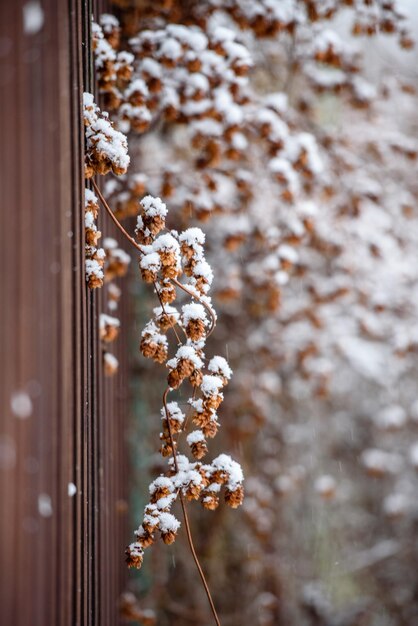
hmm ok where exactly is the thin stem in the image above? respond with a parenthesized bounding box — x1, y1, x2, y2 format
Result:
(162, 388, 221, 626)
(162, 388, 179, 470)
(178, 386, 197, 442)
(91, 178, 144, 254)
(171, 278, 216, 337)
(179, 493, 221, 626)
(153, 280, 185, 344)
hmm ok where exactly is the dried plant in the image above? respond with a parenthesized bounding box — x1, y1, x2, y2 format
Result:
(84, 2, 418, 624)
(84, 76, 243, 626)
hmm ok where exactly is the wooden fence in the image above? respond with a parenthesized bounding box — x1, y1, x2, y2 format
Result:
(0, 2, 129, 624)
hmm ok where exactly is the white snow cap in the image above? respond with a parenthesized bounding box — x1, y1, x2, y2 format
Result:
(168, 345, 203, 370)
(85, 188, 98, 206)
(158, 512, 181, 533)
(95, 248, 105, 260)
(187, 430, 206, 444)
(211, 454, 244, 489)
(140, 195, 168, 218)
(85, 259, 104, 282)
(314, 475, 336, 495)
(153, 305, 179, 319)
(111, 247, 131, 265)
(104, 352, 119, 369)
(200, 375, 224, 397)
(141, 321, 167, 345)
(181, 303, 208, 325)
(159, 37, 182, 60)
(278, 244, 298, 264)
(103, 237, 118, 250)
(383, 493, 410, 517)
(128, 542, 143, 557)
(100, 13, 119, 28)
(85, 212, 96, 229)
(155, 494, 176, 511)
(179, 227, 206, 247)
(161, 401, 185, 424)
(149, 476, 174, 494)
(374, 405, 407, 430)
(99, 313, 120, 329)
(192, 259, 213, 283)
(208, 356, 232, 380)
(123, 78, 149, 100)
(361, 448, 402, 474)
(140, 252, 161, 271)
(153, 233, 180, 253)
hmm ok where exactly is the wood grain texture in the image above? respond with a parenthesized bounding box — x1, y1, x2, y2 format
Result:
(0, 2, 128, 624)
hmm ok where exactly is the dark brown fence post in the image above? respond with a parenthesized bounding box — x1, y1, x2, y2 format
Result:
(0, 2, 128, 625)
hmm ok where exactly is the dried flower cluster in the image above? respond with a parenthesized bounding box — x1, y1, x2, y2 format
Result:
(126, 214, 243, 569)
(83, 91, 130, 178)
(101, 238, 131, 376)
(127, 451, 243, 568)
(84, 188, 105, 289)
(83, 92, 132, 375)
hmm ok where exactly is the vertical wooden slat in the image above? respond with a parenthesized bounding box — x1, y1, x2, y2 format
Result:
(0, 2, 129, 625)
(0, 5, 19, 625)
(0, 0, 78, 623)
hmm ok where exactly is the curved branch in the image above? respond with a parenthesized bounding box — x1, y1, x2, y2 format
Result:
(162, 388, 221, 626)
(91, 179, 143, 254)
(171, 278, 216, 337)
(153, 281, 185, 344)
